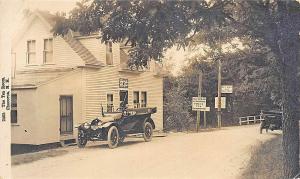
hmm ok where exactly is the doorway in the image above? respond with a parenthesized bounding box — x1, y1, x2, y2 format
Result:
(60, 96, 73, 134)
(119, 90, 128, 107)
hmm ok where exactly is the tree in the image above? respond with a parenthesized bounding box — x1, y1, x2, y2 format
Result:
(232, 1, 300, 177)
(54, 0, 300, 177)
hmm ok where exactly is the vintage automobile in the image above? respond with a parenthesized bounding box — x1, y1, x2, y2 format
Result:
(259, 110, 283, 134)
(76, 105, 157, 149)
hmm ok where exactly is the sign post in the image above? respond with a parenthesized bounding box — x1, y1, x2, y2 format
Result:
(203, 107, 210, 128)
(217, 59, 222, 128)
(197, 72, 202, 132)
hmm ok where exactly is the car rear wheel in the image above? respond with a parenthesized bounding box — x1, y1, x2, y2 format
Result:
(107, 126, 119, 149)
(143, 122, 153, 142)
(77, 130, 87, 148)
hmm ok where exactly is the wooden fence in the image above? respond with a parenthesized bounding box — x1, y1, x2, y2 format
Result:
(239, 115, 264, 125)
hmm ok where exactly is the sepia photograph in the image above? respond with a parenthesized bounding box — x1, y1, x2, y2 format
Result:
(0, 0, 300, 178)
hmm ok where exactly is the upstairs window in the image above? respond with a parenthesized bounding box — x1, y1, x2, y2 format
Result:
(106, 41, 113, 65)
(107, 94, 114, 112)
(141, 91, 147, 108)
(11, 94, 17, 124)
(43, 38, 53, 64)
(133, 91, 140, 108)
(27, 40, 36, 64)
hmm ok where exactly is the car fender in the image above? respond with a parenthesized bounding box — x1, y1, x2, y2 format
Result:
(101, 122, 116, 128)
(144, 117, 155, 129)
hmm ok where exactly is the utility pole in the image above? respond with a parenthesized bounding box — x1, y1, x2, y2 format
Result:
(217, 59, 222, 128)
(196, 72, 202, 132)
(204, 110, 207, 128)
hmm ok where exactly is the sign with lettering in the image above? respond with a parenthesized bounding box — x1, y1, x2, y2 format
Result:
(221, 85, 233, 94)
(1, 77, 10, 122)
(215, 97, 226, 109)
(192, 97, 206, 111)
(119, 78, 128, 88)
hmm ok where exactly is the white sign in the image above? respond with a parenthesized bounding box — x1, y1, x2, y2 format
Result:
(192, 97, 206, 111)
(200, 107, 210, 112)
(215, 97, 226, 109)
(119, 78, 128, 88)
(221, 85, 233, 94)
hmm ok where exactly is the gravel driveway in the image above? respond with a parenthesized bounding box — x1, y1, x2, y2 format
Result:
(12, 125, 280, 179)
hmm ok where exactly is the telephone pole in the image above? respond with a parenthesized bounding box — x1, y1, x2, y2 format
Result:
(217, 59, 222, 128)
(196, 72, 202, 132)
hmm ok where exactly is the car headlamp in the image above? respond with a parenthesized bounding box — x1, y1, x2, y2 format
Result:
(83, 122, 90, 129)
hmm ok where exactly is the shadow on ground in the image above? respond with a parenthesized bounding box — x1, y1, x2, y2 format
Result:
(12, 150, 69, 166)
(85, 140, 144, 149)
(240, 135, 283, 179)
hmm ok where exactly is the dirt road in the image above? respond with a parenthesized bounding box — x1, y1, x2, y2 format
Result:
(12, 125, 280, 179)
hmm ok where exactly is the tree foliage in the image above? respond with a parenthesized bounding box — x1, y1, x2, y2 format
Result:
(53, 0, 232, 66)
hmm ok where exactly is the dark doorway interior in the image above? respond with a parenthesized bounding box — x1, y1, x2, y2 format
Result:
(119, 90, 128, 107)
(60, 96, 73, 134)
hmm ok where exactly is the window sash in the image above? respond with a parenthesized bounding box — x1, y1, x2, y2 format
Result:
(43, 51, 53, 63)
(44, 39, 53, 51)
(106, 41, 113, 65)
(27, 40, 36, 64)
(141, 92, 147, 107)
(133, 91, 140, 108)
(27, 40, 35, 52)
(44, 39, 53, 63)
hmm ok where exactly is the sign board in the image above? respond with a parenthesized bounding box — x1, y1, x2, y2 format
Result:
(119, 78, 128, 88)
(192, 97, 206, 111)
(200, 107, 210, 112)
(221, 85, 233, 94)
(215, 97, 226, 109)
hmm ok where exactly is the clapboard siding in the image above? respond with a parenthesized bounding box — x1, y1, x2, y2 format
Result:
(79, 38, 121, 66)
(84, 65, 164, 130)
(13, 16, 84, 72)
(79, 38, 105, 64)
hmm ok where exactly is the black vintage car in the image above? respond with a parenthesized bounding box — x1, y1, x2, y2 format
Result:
(76, 106, 157, 149)
(259, 110, 283, 134)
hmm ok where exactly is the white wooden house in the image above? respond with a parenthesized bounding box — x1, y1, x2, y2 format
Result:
(11, 10, 165, 145)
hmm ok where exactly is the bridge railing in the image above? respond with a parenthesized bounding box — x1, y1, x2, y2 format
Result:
(239, 115, 264, 125)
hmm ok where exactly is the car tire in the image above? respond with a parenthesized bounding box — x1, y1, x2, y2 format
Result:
(77, 130, 87, 148)
(119, 136, 125, 144)
(143, 122, 153, 142)
(107, 126, 119, 149)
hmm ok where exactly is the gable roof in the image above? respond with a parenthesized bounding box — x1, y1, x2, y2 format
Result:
(17, 10, 103, 68)
(63, 30, 103, 67)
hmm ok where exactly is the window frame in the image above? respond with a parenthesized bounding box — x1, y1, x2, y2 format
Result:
(141, 91, 147, 108)
(11, 94, 17, 124)
(107, 93, 114, 112)
(133, 91, 140, 108)
(106, 41, 113, 65)
(43, 38, 54, 64)
(26, 40, 36, 65)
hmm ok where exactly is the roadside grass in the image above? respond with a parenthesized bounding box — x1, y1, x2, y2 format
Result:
(240, 134, 283, 179)
(12, 149, 68, 166)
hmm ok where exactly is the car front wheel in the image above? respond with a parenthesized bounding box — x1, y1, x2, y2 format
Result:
(107, 126, 119, 149)
(143, 122, 153, 142)
(77, 130, 87, 148)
